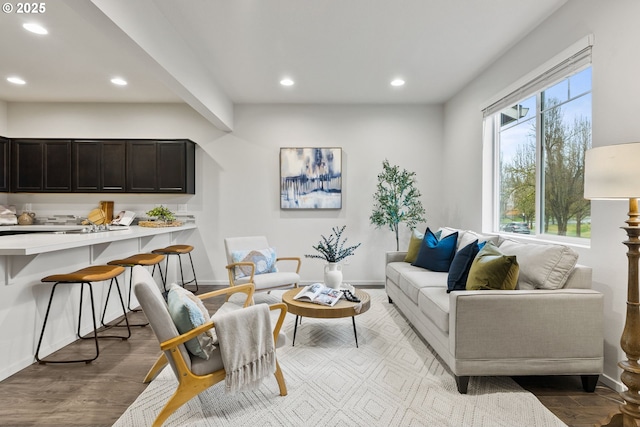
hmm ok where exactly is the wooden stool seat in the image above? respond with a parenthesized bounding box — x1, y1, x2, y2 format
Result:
(152, 245, 194, 255)
(42, 265, 125, 283)
(152, 245, 198, 292)
(36, 265, 130, 365)
(107, 253, 166, 325)
(108, 253, 165, 267)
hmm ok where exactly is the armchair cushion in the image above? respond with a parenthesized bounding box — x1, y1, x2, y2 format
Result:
(232, 271, 300, 291)
(167, 284, 216, 360)
(231, 247, 278, 278)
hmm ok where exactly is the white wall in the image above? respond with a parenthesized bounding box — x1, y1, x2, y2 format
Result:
(0, 101, 7, 206)
(207, 104, 444, 283)
(5, 102, 443, 285)
(442, 0, 640, 390)
(0, 101, 7, 134)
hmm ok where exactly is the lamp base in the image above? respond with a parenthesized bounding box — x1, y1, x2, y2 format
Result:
(599, 411, 640, 427)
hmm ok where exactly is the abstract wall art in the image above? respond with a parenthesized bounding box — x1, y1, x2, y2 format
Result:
(280, 147, 342, 209)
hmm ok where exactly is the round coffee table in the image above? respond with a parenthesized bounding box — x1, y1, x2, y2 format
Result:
(282, 287, 371, 347)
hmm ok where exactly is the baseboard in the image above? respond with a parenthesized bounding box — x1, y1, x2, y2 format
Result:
(201, 279, 386, 287)
(599, 372, 624, 392)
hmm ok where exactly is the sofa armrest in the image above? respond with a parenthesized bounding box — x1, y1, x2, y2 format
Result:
(563, 264, 592, 289)
(449, 289, 603, 362)
(386, 251, 407, 264)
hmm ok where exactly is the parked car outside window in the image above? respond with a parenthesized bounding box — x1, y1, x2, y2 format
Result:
(503, 222, 531, 234)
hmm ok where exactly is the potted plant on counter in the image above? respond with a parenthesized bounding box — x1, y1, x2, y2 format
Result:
(144, 205, 178, 226)
(305, 225, 361, 289)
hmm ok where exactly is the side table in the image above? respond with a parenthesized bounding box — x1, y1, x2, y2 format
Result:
(282, 287, 371, 347)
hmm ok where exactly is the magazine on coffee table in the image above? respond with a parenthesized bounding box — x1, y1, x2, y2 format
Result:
(294, 283, 344, 307)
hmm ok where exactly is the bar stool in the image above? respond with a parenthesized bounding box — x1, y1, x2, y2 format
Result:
(106, 253, 166, 327)
(35, 265, 130, 364)
(152, 244, 198, 292)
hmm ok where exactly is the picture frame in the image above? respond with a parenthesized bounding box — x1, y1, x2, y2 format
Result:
(280, 147, 342, 209)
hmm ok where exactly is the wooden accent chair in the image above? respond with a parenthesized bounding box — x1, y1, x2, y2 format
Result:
(132, 266, 288, 427)
(224, 236, 301, 292)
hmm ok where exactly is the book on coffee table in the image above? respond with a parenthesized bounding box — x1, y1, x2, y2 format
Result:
(293, 283, 344, 307)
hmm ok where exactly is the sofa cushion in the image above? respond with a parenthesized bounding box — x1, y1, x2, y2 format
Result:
(466, 242, 519, 290)
(412, 228, 458, 272)
(447, 240, 486, 293)
(398, 268, 448, 303)
(438, 227, 466, 250)
(404, 229, 424, 263)
(419, 287, 450, 333)
(499, 239, 578, 290)
(457, 230, 500, 251)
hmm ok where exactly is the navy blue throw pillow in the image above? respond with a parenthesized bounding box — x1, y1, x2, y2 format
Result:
(447, 240, 486, 293)
(412, 228, 458, 272)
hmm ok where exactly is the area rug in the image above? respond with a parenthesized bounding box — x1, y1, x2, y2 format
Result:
(113, 289, 566, 427)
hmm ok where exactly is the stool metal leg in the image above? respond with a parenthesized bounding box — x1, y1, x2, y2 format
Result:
(36, 281, 100, 364)
(125, 268, 141, 312)
(151, 262, 167, 293)
(186, 253, 199, 292)
(116, 267, 149, 327)
(176, 253, 198, 292)
(99, 277, 134, 336)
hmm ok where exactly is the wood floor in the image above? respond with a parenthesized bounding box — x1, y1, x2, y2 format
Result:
(0, 287, 622, 427)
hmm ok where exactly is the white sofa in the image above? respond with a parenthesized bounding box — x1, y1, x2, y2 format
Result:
(385, 227, 604, 394)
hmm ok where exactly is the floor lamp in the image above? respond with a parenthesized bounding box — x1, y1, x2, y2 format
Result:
(584, 142, 640, 427)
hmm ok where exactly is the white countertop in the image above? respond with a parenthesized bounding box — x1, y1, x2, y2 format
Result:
(0, 224, 197, 255)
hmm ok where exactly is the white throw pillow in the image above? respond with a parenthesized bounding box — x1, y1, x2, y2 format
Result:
(438, 227, 466, 250)
(498, 239, 578, 290)
(457, 230, 500, 252)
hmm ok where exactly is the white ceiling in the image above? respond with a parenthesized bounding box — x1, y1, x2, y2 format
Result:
(0, 0, 567, 127)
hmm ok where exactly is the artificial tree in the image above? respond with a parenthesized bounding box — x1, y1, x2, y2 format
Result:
(370, 159, 426, 250)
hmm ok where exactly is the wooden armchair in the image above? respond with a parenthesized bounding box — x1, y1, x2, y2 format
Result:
(132, 266, 288, 427)
(224, 236, 301, 292)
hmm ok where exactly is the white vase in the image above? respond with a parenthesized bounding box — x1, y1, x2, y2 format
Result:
(324, 262, 343, 289)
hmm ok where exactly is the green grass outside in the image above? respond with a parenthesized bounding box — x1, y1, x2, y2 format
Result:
(500, 220, 591, 239)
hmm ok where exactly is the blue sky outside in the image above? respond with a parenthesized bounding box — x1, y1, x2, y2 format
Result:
(499, 67, 592, 164)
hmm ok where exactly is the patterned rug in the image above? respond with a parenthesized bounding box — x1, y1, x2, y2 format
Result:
(113, 289, 566, 427)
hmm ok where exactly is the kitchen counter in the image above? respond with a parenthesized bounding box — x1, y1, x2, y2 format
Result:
(0, 224, 197, 255)
(0, 222, 198, 383)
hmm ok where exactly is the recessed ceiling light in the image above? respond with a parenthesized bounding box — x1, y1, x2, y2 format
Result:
(111, 77, 127, 86)
(391, 79, 405, 87)
(7, 76, 26, 85)
(22, 23, 48, 35)
(280, 78, 294, 87)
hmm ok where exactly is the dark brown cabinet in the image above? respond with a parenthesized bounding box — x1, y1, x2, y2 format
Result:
(127, 140, 194, 193)
(0, 137, 9, 192)
(5, 138, 194, 194)
(12, 139, 72, 192)
(73, 140, 126, 192)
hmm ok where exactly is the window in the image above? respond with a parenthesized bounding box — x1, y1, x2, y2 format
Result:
(485, 57, 592, 240)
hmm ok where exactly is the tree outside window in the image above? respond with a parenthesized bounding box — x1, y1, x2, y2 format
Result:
(496, 67, 592, 238)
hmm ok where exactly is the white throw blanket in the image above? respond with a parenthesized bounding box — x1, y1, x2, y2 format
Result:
(212, 303, 276, 394)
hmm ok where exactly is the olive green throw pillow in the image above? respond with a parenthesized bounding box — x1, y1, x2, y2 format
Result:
(466, 242, 519, 290)
(404, 229, 424, 263)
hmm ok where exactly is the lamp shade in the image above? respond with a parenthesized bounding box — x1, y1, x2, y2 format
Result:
(584, 142, 640, 200)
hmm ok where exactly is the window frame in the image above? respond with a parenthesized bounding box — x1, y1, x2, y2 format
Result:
(481, 37, 593, 245)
